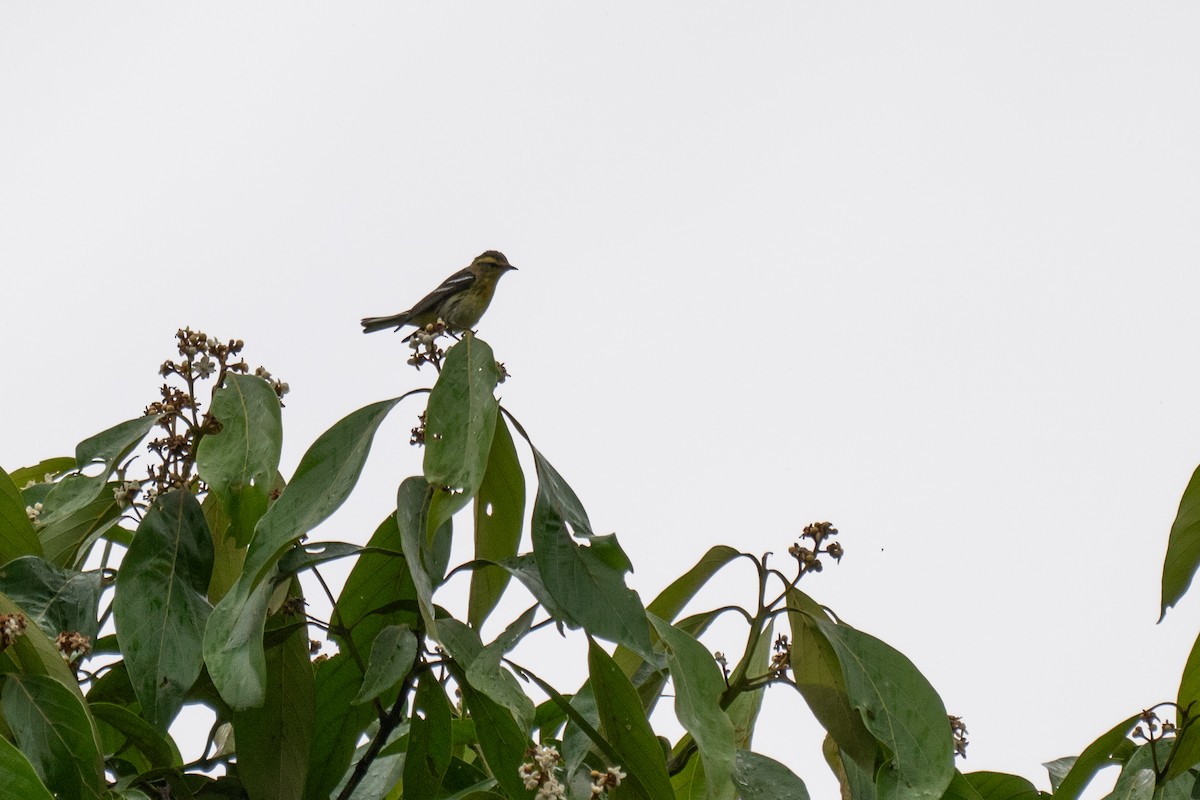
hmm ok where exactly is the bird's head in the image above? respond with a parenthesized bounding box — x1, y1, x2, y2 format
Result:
(473, 250, 517, 273)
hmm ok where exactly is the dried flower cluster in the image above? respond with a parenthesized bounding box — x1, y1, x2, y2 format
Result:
(788, 521, 843, 575)
(0, 612, 27, 649)
(949, 715, 969, 759)
(56, 631, 91, 663)
(770, 633, 792, 678)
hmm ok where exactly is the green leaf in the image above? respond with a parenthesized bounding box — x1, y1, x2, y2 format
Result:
(730, 749, 811, 800)
(0, 556, 101, 642)
(403, 671, 453, 797)
(0, 591, 84, 696)
(787, 591, 876, 768)
(468, 415, 525, 630)
(305, 514, 417, 800)
(241, 397, 401, 588)
(89, 702, 181, 769)
(114, 490, 214, 730)
(1046, 713, 1139, 800)
(1042, 758, 1074, 791)
(527, 446, 651, 657)
(423, 335, 500, 500)
(648, 615, 735, 799)
(459, 678, 531, 800)
(39, 414, 161, 526)
(0, 467, 43, 561)
(277, 541, 362, 575)
(1, 673, 105, 800)
(304, 654, 378, 800)
(945, 770, 1042, 800)
(0, 735, 55, 800)
(588, 637, 674, 800)
(397, 476, 452, 639)
(1103, 769, 1153, 800)
(1172, 630, 1200, 778)
(812, 617, 953, 800)
(441, 615, 536, 728)
(195, 374, 283, 503)
(38, 490, 122, 568)
(232, 580, 316, 800)
(353, 624, 418, 705)
(1161, 464, 1200, 619)
(206, 398, 400, 709)
(202, 570, 277, 710)
(726, 619, 773, 751)
(613, 545, 740, 678)
(6, 457, 75, 489)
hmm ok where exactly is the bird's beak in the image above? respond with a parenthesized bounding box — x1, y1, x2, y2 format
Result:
(505, 264, 518, 271)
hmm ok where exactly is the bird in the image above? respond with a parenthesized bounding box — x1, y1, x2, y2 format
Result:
(361, 250, 517, 340)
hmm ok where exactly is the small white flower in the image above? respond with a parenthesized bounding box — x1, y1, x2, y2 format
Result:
(196, 355, 216, 379)
(113, 480, 141, 506)
(25, 502, 43, 522)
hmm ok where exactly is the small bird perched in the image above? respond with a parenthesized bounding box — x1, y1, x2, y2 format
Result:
(361, 250, 517, 340)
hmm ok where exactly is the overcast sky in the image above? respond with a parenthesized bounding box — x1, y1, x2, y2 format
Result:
(3, 4, 1200, 798)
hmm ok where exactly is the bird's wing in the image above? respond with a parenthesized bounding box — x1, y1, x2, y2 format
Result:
(406, 267, 477, 317)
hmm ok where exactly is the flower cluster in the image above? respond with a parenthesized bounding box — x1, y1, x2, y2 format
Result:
(589, 766, 626, 796)
(0, 613, 27, 649)
(141, 328, 286, 499)
(519, 745, 566, 800)
(407, 320, 448, 370)
(25, 502, 43, 523)
(788, 521, 843, 575)
(770, 633, 791, 678)
(949, 715, 969, 759)
(56, 631, 91, 664)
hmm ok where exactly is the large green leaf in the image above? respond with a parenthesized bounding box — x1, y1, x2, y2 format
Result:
(730, 749, 811, 800)
(520, 440, 651, 658)
(241, 397, 401, 588)
(0, 735, 55, 800)
(232, 579, 316, 800)
(588, 637, 674, 800)
(423, 336, 500, 537)
(648, 615, 735, 799)
(0, 467, 42, 561)
(396, 476, 455, 642)
(787, 590, 876, 768)
(114, 490, 213, 730)
(468, 415, 525, 630)
(812, 617, 953, 800)
(206, 397, 400, 709)
(195, 373, 283, 505)
(0, 556, 101, 642)
(1161, 464, 1200, 619)
(1035, 714, 1139, 800)
(403, 671, 453, 797)
(1, 673, 105, 800)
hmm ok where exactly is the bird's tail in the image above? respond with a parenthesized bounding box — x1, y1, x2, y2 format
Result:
(361, 313, 409, 334)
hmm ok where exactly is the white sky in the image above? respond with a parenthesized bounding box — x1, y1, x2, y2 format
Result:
(3, 4, 1200, 798)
